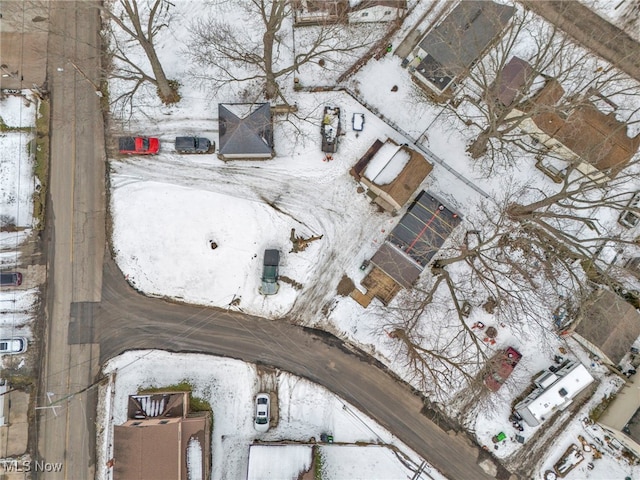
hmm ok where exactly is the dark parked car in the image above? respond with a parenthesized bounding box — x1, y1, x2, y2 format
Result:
(259, 249, 280, 295)
(175, 136, 213, 154)
(0, 272, 22, 286)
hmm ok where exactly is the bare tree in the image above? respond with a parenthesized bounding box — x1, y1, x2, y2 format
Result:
(380, 159, 640, 402)
(431, 8, 640, 173)
(104, 0, 180, 105)
(186, 0, 379, 102)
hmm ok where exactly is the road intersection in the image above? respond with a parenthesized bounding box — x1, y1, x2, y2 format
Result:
(36, 1, 640, 479)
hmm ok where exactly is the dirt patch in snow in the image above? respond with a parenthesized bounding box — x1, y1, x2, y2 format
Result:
(336, 275, 355, 296)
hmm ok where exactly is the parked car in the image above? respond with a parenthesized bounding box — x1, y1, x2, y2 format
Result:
(321, 106, 341, 153)
(352, 113, 364, 132)
(259, 249, 280, 295)
(175, 136, 213, 154)
(118, 136, 160, 155)
(0, 272, 22, 286)
(254, 393, 270, 432)
(0, 337, 27, 354)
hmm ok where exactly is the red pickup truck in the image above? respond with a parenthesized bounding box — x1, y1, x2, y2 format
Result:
(118, 136, 160, 155)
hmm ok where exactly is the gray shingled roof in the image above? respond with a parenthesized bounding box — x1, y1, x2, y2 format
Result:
(418, 1, 514, 77)
(370, 242, 422, 289)
(218, 103, 273, 156)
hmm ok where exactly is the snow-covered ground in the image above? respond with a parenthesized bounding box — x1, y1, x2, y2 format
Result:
(103, 1, 640, 478)
(0, 94, 36, 233)
(97, 350, 443, 480)
(0, 92, 38, 365)
(581, 0, 640, 42)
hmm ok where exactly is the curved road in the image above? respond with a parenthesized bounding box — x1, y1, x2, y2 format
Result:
(35, 2, 505, 480)
(96, 255, 498, 480)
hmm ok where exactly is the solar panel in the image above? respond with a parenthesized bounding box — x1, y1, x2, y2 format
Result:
(388, 191, 461, 266)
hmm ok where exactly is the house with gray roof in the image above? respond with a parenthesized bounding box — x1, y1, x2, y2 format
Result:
(410, 1, 514, 97)
(218, 103, 274, 160)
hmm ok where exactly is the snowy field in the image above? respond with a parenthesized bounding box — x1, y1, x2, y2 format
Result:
(97, 350, 443, 480)
(104, 1, 640, 478)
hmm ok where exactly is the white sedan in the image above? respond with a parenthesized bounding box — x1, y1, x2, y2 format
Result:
(254, 393, 270, 432)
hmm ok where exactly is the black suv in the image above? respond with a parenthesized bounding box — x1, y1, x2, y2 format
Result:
(0, 272, 22, 286)
(175, 136, 213, 154)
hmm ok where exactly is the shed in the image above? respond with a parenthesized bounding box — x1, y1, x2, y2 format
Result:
(347, 0, 407, 23)
(218, 103, 274, 160)
(351, 139, 433, 213)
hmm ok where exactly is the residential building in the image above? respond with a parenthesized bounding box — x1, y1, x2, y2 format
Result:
(354, 191, 460, 307)
(515, 360, 594, 427)
(347, 0, 407, 23)
(218, 103, 274, 160)
(509, 78, 640, 182)
(292, 0, 348, 26)
(597, 371, 640, 459)
(491, 56, 535, 108)
(409, 1, 514, 99)
(350, 139, 433, 214)
(569, 288, 640, 368)
(113, 391, 211, 480)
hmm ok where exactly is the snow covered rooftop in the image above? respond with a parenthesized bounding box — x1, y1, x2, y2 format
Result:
(516, 362, 595, 427)
(247, 445, 313, 480)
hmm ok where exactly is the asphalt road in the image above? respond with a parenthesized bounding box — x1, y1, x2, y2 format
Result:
(36, 1, 104, 479)
(96, 255, 497, 480)
(34, 2, 504, 480)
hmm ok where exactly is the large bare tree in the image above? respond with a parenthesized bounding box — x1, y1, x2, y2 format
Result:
(186, 0, 379, 102)
(104, 0, 180, 106)
(430, 8, 640, 173)
(380, 158, 640, 403)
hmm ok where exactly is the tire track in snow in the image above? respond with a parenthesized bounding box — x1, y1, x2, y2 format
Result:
(111, 157, 384, 324)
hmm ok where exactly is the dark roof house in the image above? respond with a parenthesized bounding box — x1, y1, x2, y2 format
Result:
(218, 103, 274, 160)
(412, 0, 515, 96)
(492, 56, 535, 107)
(358, 191, 461, 306)
(113, 392, 211, 480)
